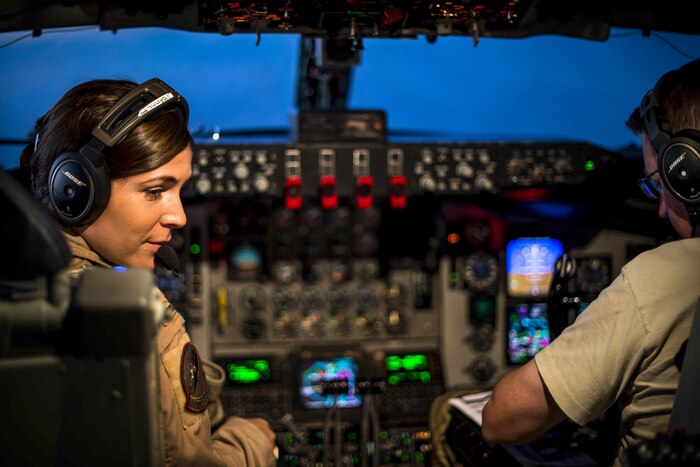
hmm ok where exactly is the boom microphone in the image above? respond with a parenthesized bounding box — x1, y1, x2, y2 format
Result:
(155, 245, 182, 278)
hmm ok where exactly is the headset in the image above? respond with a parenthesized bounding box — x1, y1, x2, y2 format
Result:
(639, 74, 700, 208)
(47, 78, 189, 225)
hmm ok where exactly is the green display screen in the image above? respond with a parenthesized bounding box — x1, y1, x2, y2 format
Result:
(384, 354, 431, 385)
(226, 359, 271, 384)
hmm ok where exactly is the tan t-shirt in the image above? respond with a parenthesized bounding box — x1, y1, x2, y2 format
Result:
(535, 237, 700, 466)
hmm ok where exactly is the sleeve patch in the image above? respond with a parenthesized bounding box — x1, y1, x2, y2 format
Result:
(180, 342, 209, 413)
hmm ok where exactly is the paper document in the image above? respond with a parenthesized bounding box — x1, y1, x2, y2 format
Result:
(448, 390, 493, 427)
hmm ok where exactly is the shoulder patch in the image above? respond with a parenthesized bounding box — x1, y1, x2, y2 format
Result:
(180, 342, 209, 413)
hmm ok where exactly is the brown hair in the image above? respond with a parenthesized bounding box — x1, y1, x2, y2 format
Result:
(626, 59, 700, 140)
(20, 79, 192, 202)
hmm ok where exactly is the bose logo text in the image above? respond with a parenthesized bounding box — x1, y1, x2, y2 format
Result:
(62, 170, 87, 187)
(668, 151, 686, 173)
(138, 92, 174, 117)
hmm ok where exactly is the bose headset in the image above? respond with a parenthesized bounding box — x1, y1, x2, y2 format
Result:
(639, 70, 700, 204)
(47, 78, 189, 225)
(639, 68, 700, 236)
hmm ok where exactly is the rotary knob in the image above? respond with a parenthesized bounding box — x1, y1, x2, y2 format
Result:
(419, 174, 437, 192)
(253, 175, 270, 193)
(474, 174, 494, 192)
(241, 317, 266, 340)
(456, 162, 474, 178)
(468, 358, 496, 382)
(272, 287, 298, 310)
(385, 309, 408, 335)
(239, 287, 266, 311)
(466, 324, 494, 352)
(554, 158, 573, 174)
(274, 310, 297, 338)
(233, 163, 249, 180)
(195, 178, 212, 195)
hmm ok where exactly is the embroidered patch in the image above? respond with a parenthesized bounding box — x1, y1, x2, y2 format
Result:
(180, 342, 209, 413)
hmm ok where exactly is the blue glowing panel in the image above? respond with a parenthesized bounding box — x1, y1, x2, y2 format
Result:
(298, 356, 361, 409)
(506, 237, 564, 298)
(507, 302, 551, 364)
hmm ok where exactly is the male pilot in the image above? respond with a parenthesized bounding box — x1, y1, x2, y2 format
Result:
(482, 59, 700, 466)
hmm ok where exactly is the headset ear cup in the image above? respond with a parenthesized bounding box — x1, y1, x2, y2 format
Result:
(658, 130, 700, 205)
(48, 151, 111, 225)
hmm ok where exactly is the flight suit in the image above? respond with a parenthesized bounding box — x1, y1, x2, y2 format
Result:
(64, 229, 276, 466)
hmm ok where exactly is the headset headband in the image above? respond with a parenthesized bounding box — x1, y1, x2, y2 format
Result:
(80, 77, 189, 158)
(639, 75, 672, 155)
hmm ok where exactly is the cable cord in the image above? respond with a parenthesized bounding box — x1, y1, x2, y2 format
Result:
(360, 392, 382, 467)
(688, 207, 699, 238)
(323, 393, 340, 466)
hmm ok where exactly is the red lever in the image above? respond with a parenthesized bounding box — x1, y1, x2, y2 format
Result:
(320, 175, 338, 209)
(356, 175, 373, 209)
(285, 176, 302, 210)
(390, 175, 406, 209)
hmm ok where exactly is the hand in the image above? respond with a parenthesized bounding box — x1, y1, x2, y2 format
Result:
(246, 418, 276, 445)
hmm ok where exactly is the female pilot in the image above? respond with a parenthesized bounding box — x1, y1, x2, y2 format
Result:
(20, 78, 276, 466)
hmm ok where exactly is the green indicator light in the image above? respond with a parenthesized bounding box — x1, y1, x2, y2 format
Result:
(403, 438, 411, 446)
(348, 432, 357, 441)
(584, 160, 596, 171)
(420, 371, 431, 383)
(380, 431, 389, 439)
(401, 454, 410, 462)
(227, 364, 261, 383)
(190, 243, 201, 255)
(284, 435, 293, 445)
(253, 360, 270, 371)
(388, 375, 399, 385)
(417, 453, 425, 463)
(473, 297, 495, 321)
(402, 354, 428, 371)
(385, 355, 402, 371)
(449, 271, 460, 282)
(408, 371, 418, 380)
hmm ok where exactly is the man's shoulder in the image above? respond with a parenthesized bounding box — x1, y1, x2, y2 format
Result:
(619, 237, 700, 316)
(623, 237, 700, 273)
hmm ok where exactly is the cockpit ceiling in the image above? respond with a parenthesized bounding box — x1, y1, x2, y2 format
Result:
(0, 1, 698, 42)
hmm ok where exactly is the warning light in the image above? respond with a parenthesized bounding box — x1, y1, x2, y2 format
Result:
(209, 239, 224, 256)
(447, 233, 460, 244)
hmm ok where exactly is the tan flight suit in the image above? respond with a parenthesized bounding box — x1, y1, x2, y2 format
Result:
(64, 229, 276, 466)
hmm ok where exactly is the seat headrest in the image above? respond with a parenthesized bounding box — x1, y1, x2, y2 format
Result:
(0, 168, 71, 281)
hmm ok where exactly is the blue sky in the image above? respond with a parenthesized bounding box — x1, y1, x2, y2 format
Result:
(1, 26, 700, 168)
